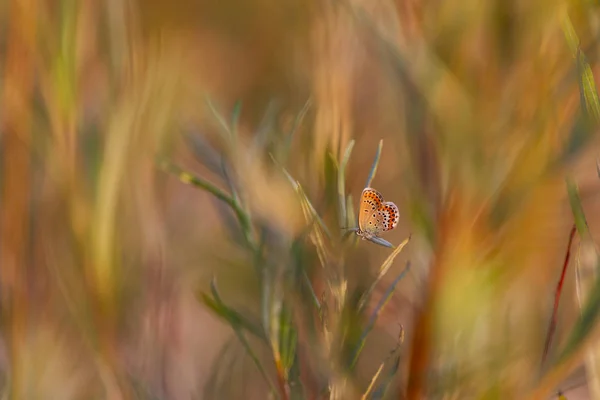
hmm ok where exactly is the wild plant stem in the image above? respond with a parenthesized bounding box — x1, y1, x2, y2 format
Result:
(542, 224, 577, 365)
(158, 160, 255, 246)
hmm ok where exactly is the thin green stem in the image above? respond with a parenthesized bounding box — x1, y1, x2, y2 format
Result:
(158, 159, 254, 246)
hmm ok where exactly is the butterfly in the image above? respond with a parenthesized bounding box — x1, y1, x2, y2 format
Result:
(355, 187, 400, 241)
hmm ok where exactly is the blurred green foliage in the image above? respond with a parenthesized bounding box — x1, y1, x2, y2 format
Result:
(2, 0, 600, 399)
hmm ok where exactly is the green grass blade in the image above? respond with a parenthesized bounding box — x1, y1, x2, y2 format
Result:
(291, 226, 319, 266)
(346, 194, 356, 230)
(220, 157, 240, 204)
(562, 14, 580, 56)
(231, 100, 242, 139)
(325, 151, 339, 210)
(158, 159, 254, 245)
(577, 48, 600, 125)
(283, 98, 312, 159)
(287, 349, 305, 400)
(563, 11, 600, 126)
(553, 181, 600, 367)
(260, 242, 273, 340)
(204, 94, 233, 139)
(297, 184, 333, 240)
(302, 269, 321, 312)
(338, 140, 355, 229)
(370, 355, 401, 400)
(561, 112, 593, 164)
(252, 101, 279, 155)
(183, 131, 224, 176)
(559, 17, 600, 164)
(203, 338, 238, 400)
(350, 261, 411, 369)
(365, 140, 383, 189)
(567, 179, 591, 237)
(279, 304, 298, 380)
(271, 154, 332, 239)
(199, 292, 267, 343)
(206, 279, 280, 398)
(158, 159, 233, 205)
(358, 235, 411, 312)
(556, 260, 600, 365)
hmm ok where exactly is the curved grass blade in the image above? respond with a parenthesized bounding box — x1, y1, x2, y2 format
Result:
(338, 140, 355, 229)
(290, 226, 321, 312)
(282, 98, 312, 159)
(221, 156, 241, 205)
(567, 179, 591, 236)
(158, 159, 232, 207)
(325, 151, 339, 209)
(203, 337, 238, 399)
(231, 100, 242, 139)
(362, 363, 385, 400)
(532, 180, 600, 398)
(205, 94, 234, 140)
(183, 131, 224, 176)
(370, 355, 401, 400)
(554, 257, 600, 367)
(158, 159, 254, 245)
(563, 15, 600, 125)
(346, 194, 356, 231)
(365, 140, 383, 189)
(542, 224, 577, 365)
(204, 278, 280, 398)
(350, 261, 411, 369)
(295, 193, 331, 270)
(302, 269, 321, 313)
(559, 17, 600, 164)
(279, 305, 297, 375)
(358, 235, 411, 312)
(561, 112, 593, 166)
(271, 155, 332, 270)
(271, 154, 332, 240)
(297, 184, 332, 240)
(252, 100, 279, 156)
(287, 349, 305, 400)
(292, 238, 324, 348)
(368, 327, 405, 400)
(556, 181, 598, 365)
(200, 289, 267, 343)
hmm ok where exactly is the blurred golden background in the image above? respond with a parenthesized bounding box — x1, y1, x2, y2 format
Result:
(2, 0, 600, 399)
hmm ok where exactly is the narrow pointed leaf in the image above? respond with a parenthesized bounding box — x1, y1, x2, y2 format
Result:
(207, 279, 280, 397)
(365, 140, 384, 189)
(338, 140, 355, 229)
(184, 131, 224, 176)
(159, 160, 253, 244)
(370, 355, 402, 400)
(550, 181, 600, 373)
(350, 261, 411, 368)
(283, 98, 312, 159)
(199, 293, 267, 342)
(358, 235, 411, 311)
(231, 100, 242, 139)
(205, 94, 233, 139)
(567, 179, 591, 237)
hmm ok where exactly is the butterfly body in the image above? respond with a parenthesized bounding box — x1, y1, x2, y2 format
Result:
(356, 187, 399, 240)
